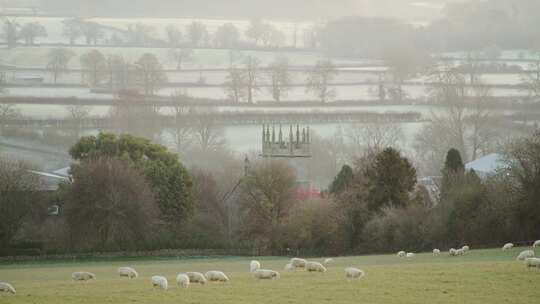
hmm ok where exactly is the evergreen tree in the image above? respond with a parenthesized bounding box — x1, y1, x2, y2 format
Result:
(329, 164, 354, 194)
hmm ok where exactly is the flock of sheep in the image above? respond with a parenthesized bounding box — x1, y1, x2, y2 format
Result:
(1, 240, 539, 296)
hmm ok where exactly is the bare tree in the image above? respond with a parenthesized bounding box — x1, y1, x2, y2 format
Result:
(0, 104, 20, 135)
(245, 19, 266, 46)
(126, 23, 155, 46)
(383, 43, 428, 102)
(62, 18, 82, 45)
(2, 17, 19, 49)
(134, 53, 167, 96)
(168, 48, 193, 71)
(347, 120, 404, 155)
(268, 56, 293, 102)
(65, 105, 92, 138)
(106, 55, 134, 91)
(306, 58, 338, 103)
(18, 22, 47, 45)
(187, 21, 208, 47)
(169, 95, 193, 155)
(214, 23, 240, 48)
(244, 56, 261, 104)
(80, 21, 104, 45)
(190, 107, 226, 152)
(521, 51, 540, 100)
(165, 24, 183, 47)
(224, 66, 246, 103)
(80, 49, 107, 86)
(46, 48, 74, 84)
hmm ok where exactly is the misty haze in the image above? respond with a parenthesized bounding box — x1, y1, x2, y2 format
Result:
(0, 0, 539, 303)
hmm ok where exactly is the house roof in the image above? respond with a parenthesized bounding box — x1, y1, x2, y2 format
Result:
(465, 153, 507, 175)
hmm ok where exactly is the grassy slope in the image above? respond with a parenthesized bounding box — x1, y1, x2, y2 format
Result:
(0, 247, 539, 304)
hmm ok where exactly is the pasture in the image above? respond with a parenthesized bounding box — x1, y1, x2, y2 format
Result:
(0, 247, 539, 304)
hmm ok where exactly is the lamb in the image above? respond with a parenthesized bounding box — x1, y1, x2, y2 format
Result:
(397, 251, 406, 257)
(533, 240, 540, 248)
(305, 261, 327, 273)
(205, 271, 229, 282)
(433, 249, 441, 255)
(502, 243, 514, 250)
(323, 258, 334, 265)
(72, 272, 96, 281)
(186, 272, 207, 285)
(290, 258, 307, 269)
(455, 248, 465, 256)
(462, 245, 470, 252)
(151, 276, 168, 290)
(449, 248, 457, 256)
(0, 282, 16, 294)
(345, 267, 365, 280)
(250, 260, 261, 273)
(284, 263, 294, 272)
(516, 250, 535, 261)
(406, 252, 415, 258)
(524, 258, 540, 269)
(118, 267, 138, 279)
(176, 274, 190, 288)
(253, 269, 280, 280)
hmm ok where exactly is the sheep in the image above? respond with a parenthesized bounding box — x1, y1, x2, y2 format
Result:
(253, 269, 280, 280)
(524, 258, 540, 269)
(533, 240, 540, 248)
(323, 258, 334, 265)
(176, 274, 190, 288)
(72, 272, 96, 281)
(345, 267, 365, 280)
(455, 248, 465, 256)
(433, 249, 441, 255)
(397, 251, 406, 257)
(186, 272, 207, 285)
(151, 276, 168, 290)
(250, 260, 261, 273)
(205, 271, 229, 282)
(449, 248, 457, 256)
(290, 258, 307, 269)
(516, 250, 535, 261)
(502, 243, 514, 250)
(284, 263, 294, 272)
(406, 252, 415, 258)
(462, 245, 470, 252)
(0, 282, 16, 294)
(305, 261, 327, 273)
(118, 267, 138, 279)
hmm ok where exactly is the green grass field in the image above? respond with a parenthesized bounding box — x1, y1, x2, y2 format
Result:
(1, 247, 539, 304)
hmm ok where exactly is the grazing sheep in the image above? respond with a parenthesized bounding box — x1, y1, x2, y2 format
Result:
(406, 253, 415, 258)
(186, 272, 207, 285)
(253, 269, 280, 280)
(433, 249, 441, 255)
(502, 243, 514, 250)
(397, 251, 406, 257)
(151, 276, 168, 290)
(72, 272, 96, 281)
(516, 250, 535, 261)
(250, 260, 261, 273)
(284, 263, 294, 272)
(462, 245, 470, 252)
(449, 248, 457, 256)
(205, 271, 229, 282)
(533, 240, 540, 248)
(345, 268, 365, 280)
(0, 282, 16, 294)
(525, 258, 540, 269)
(118, 267, 138, 279)
(305, 261, 327, 273)
(323, 258, 334, 265)
(290, 258, 307, 269)
(176, 274, 190, 288)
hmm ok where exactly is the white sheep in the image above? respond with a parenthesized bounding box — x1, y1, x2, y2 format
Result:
(456, 249, 465, 256)
(176, 274, 190, 288)
(433, 249, 441, 255)
(118, 267, 138, 279)
(516, 250, 535, 261)
(462, 245, 470, 252)
(524, 257, 540, 269)
(250, 260, 261, 273)
(406, 252, 415, 258)
(449, 248, 457, 256)
(533, 240, 540, 248)
(72, 272, 96, 281)
(397, 251, 406, 257)
(186, 272, 207, 285)
(345, 267, 365, 280)
(290, 258, 307, 269)
(205, 271, 229, 282)
(253, 269, 280, 280)
(0, 282, 16, 294)
(151, 276, 168, 290)
(323, 258, 334, 265)
(284, 263, 294, 272)
(502, 243, 514, 250)
(305, 261, 327, 273)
